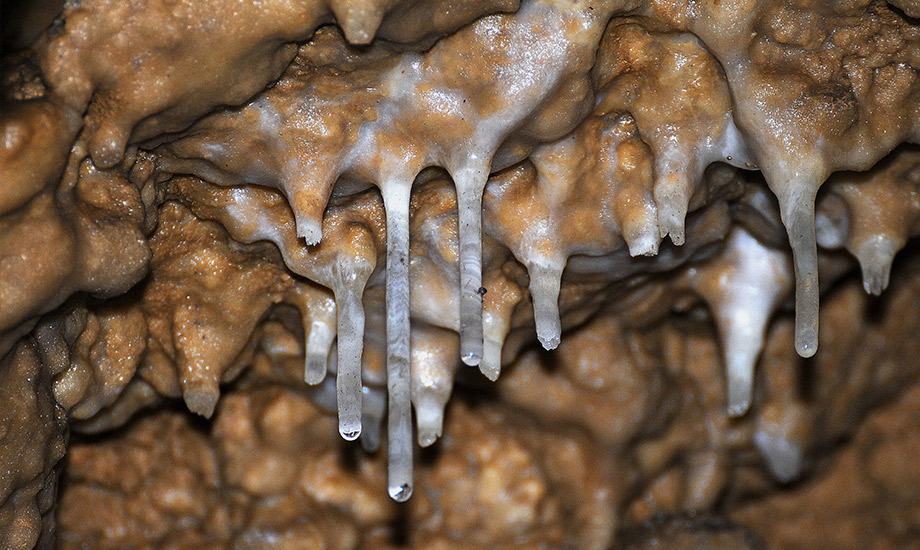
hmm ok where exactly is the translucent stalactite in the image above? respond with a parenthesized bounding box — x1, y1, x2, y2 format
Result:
(382, 183, 414, 502)
(527, 258, 565, 350)
(777, 186, 821, 358)
(333, 279, 368, 440)
(689, 228, 793, 416)
(452, 164, 490, 367)
(302, 309, 335, 385)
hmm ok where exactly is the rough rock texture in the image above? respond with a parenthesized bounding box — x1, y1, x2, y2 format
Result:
(2, 0, 920, 548)
(0, 339, 67, 548)
(732, 376, 920, 550)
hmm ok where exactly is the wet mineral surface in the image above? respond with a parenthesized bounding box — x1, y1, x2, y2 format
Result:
(2, 0, 920, 548)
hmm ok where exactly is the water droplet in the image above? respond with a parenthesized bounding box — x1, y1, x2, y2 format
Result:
(389, 483, 413, 502)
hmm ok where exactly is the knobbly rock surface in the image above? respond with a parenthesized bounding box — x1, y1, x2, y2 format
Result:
(2, 0, 920, 547)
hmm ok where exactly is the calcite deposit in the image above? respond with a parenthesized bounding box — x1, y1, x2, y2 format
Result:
(2, 0, 920, 547)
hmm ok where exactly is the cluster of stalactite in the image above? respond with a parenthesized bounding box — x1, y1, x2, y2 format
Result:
(2, 0, 920, 547)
